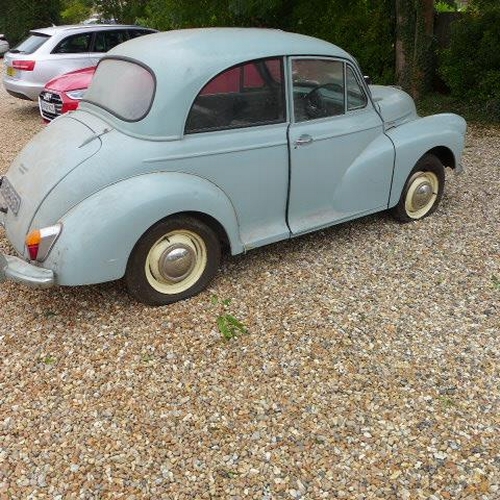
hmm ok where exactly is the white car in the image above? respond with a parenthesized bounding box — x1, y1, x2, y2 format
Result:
(0, 34, 9, 56)
(3, 24, 155, 101)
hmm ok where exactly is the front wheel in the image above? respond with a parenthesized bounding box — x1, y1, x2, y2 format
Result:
(392, 154, 445, 222)
(125, 216, 221, 306)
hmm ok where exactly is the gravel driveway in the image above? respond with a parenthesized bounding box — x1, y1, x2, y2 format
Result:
(0, 60, 499, 499)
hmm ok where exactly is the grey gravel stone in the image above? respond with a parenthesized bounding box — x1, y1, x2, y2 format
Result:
(0, 59, 499, 498)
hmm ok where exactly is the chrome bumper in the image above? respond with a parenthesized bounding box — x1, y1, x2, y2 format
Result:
(0, 253, 55, 288)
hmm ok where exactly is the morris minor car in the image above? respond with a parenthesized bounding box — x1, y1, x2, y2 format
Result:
(0, 28, 467, 305)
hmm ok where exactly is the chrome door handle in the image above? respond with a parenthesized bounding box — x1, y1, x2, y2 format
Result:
(294, 134, 313, 147)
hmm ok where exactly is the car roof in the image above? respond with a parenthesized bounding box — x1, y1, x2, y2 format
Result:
(80, 28, 356, 139)
(30, 24, 151, 36)
(111, 27, 352, 69)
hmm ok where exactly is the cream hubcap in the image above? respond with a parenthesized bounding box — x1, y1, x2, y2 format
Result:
(405, 171, 439, 219)
(145, 230, 207, 294)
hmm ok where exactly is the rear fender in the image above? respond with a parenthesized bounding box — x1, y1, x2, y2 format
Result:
(44, 172, 242, 285)
(387, 113, 466, 207)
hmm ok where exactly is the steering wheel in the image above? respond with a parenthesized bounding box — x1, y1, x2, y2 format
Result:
(304, 83, 343, 119)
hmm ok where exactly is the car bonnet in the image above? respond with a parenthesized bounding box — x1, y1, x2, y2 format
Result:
(45, 67, 95, 93)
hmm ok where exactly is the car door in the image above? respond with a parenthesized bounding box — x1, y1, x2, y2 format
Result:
(180, 57, 291, 250)
(47, 32, 94, 77)
(287, 57, 395, 235)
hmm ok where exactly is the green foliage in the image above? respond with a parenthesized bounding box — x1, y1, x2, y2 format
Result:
(417, 92, 496, 123)
(211, 295, 248, 341)
(440, 7, 500, 121)
(0, 0, 62, 45)
(438, 395, 455, 408)
(492, 275, 500, 291)
(93, 0, 149, 24)
(61, 0, 92, 23)
(42, 355, 57, 365)
(145, 0, 395, 84)
(217, 314, 248, 341)
(435, 1, 457, 12)
(468, 0, 499, 11)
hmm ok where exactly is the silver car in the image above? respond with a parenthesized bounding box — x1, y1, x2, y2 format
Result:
(0, 34, 9, 56)
(3, 24, 156, 101)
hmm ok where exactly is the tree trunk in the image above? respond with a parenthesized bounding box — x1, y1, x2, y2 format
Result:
(395, 0, 435, 99)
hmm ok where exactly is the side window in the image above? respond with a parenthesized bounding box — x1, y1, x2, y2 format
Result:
(346, 66, 368, 110)
(128, 29, 154, 39)
(53, 33, 91, 54)
(185, 57, 285, 134)
(93, 30, 129, 53)
(292, 58, 345, 121)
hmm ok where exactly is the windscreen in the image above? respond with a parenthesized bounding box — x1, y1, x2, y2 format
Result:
(11, 33, 49, 54)
(83, 59, 155, 122)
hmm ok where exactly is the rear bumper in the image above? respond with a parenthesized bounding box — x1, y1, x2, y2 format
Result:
(0, 253, 55, 288)
(3, 77, 43, 101)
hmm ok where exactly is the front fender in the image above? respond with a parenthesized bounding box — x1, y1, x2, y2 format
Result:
(387, 113, 467, 207)
(44, 172, 243, 286)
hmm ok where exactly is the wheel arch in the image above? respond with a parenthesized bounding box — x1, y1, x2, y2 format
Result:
(154, 210, 231, 252)
(387, 113, 466, 207)
(44, 172, 243, 286)
(426, 146, 455, 169)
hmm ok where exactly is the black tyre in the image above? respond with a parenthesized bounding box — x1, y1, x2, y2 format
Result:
(125, 216, 221, 306)
(392, 154, 445, 222)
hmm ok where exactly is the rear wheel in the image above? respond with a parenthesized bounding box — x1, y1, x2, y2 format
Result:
(126, 216, 221, 305)
(392, 154, 445, 222)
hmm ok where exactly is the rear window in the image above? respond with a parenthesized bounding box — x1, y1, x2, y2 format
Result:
(11, 33, 49, 54)
(83, 58, 155, 121)
(186, 57, 285, 133)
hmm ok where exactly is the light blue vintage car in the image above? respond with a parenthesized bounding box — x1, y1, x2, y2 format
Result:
(0, 28, 466, 305)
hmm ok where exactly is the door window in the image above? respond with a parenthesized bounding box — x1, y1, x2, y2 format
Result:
(53, 34, 91, 54)
(292, 58, 345, 121)
(346, 66, 368, 110)
(93, 30, 129, 52)
(185, 58, 285, 133)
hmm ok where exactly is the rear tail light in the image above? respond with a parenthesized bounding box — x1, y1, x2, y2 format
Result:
(12, 60, 36, 71)
(25, 224, 62, 261)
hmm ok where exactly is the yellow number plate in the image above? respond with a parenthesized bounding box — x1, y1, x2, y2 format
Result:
(6, 66, 16, 77)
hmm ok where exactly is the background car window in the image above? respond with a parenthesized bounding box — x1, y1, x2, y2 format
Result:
(11, 33, 49, 54)
(346, 66, 368, 110)
(128, 29, 156, 39)
(186, 57, 285, 133)
(53, 34, 91, 54)
(292, 58, 345, 121)
(93, 30, 128, 52)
